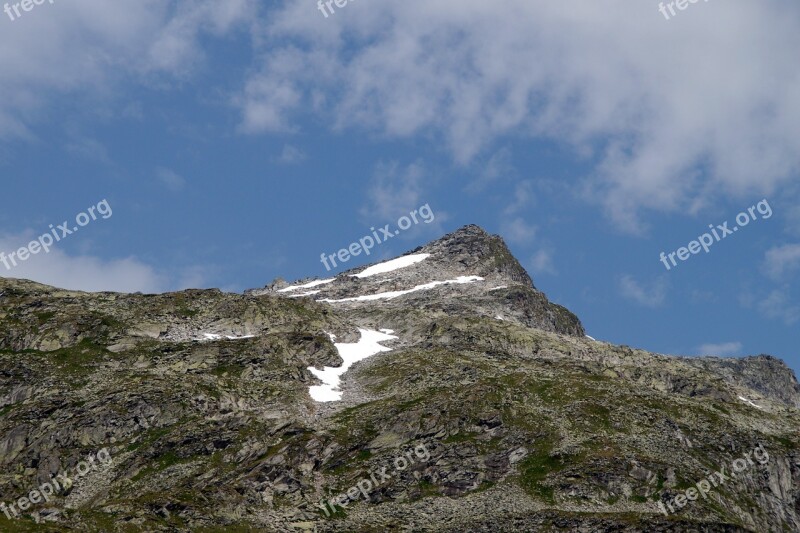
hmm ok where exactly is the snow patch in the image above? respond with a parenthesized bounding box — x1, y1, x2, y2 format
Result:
(585, 335, 596, 341)
(318, 276, 484, 303)
(738, 395, 763, 409)
(278, 278, 335, 293)
(286, 290, 321, 298)
(488, 285, 508, 291)
(379, 328, 395, 334)
(200, 333, 256, 341)
(495, 315, 504, 321)
(351, 253, 430, 278)
(308, 328, 398, 402)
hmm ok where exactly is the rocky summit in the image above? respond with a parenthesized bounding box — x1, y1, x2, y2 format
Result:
(0, 225, 798, 532)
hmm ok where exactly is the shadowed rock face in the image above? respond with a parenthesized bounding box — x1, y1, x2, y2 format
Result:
(685, 354, 800, 409)
(0, 225, 798, 532)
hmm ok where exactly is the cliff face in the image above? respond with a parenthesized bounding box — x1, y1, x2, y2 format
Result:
(0, 226, 797, 532)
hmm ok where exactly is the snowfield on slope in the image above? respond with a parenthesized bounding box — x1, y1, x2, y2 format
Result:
(277, 278, 335, 292)
(308, 328, 398, 402)
(738, 395, 764, 409)
(350, 253, 430, 278)
(286, 290, 321, 298)
(200, 333, 256, 341)
(318, 276, 484, 303)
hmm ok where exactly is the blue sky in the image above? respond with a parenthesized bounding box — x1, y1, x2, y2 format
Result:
(1, 0, 799, 373)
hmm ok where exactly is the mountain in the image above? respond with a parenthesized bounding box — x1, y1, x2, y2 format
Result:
(248, 224, 585, 337)
(0, 225, 797, 532)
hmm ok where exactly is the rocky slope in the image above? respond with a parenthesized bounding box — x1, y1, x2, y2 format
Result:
(0, 225, 797, 532)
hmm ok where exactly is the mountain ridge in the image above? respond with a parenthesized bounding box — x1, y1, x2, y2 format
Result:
(0, 224, 797, 531)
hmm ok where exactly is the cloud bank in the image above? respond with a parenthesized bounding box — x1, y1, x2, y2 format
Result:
(239, 0, 800, 230)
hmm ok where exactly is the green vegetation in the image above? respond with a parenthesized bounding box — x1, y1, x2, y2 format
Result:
(317, 502, 348, 519)
(356, 449, 372, 461)
(174, 304, 200, 318)
(127, 426, 172, 452)
(519, 437, 563, 504)
(50, 338, 106, 377)
(34, 311, 56, 324)
(414, 478, 440, 498)
(131, 450, 197, 483)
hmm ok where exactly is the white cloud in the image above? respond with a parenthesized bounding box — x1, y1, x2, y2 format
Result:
(64, 136, 111, 164)
(504, 180, 536, 215)
(619, 274, 667, 308)
(696, 342, 743, 357)
(174, 265, 212, 291)
(357, 160, 447, 237)
(690, 289, 717, 303)
(0, 0, 255, 140)
(0, 231, 212, 293)
(529, 249, 556, 276)
(756, 289, 800, 325)
(240, 0, 800, 230)
(0, 232, 164, 293)
(144, 0, 254, 75)
(276, 144, 307, 164)
(360, 160, 425, 221)
(501, 217, 537, 245)
(156, 167, 187, 192)
(466, 147, 515, 193)
(762, 243, 800, 281)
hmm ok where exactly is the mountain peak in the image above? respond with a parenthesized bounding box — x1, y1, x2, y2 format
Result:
(442, 223, 489, 237)
(249, 225, 583, 336)
(418, 224, 536, 288)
